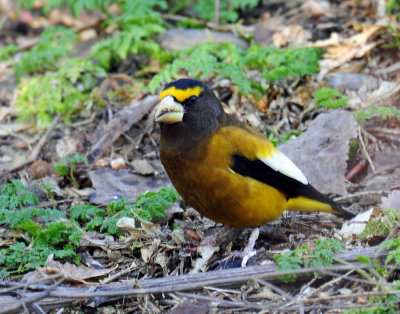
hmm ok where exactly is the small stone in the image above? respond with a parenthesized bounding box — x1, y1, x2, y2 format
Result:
(131, 159, 154, 175)
(110, 157, 126, 170)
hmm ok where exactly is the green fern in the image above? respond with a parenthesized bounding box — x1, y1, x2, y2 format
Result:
(274, 239, 345, 283)
(0, 44, 19, 61)
(90, 0, 167, 69)
(193, 0, 258, 23)
(360, 208, 400, 240)
(69, 187, 180, 235)
(314, 87, 348, 109)
(15, 58, 106, 128)
(17, 0, 116, 16)
(150, 43, 252, 93)
(15, 26, 77, 80)
(150, 43, 322, 95)
(354, 105, 400, 122)
(54, 153, 89, 188)
(0, 180, 38, 210)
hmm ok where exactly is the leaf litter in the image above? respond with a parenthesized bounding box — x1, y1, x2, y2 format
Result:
(0, 0, 400, 312)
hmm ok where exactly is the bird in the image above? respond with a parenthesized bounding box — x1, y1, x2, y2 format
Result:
(154, 79, 354, 232)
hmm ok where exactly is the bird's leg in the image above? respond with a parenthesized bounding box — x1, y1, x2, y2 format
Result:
(219, 227, 260, 267)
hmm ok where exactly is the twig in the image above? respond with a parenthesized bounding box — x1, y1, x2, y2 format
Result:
(334, 190, 387, 201)
(0, 274, 64, 294)
(0, 115, 61, 177)
(214, 0, 220, 26)
(175, 291, 266, 310)
(358, 125, 376, 173)
(298, 269, 354, 300)
(0, 247, 396, 311)
(302, 290, 400, 304)
(0, 276, 65, 314)
(375, 61, 400, 75)
(175, 289, 400, 312)
(101, 262, 138, 285)
(0, 125, 33, 150)
(320, 269, 400, 289)
(256, 278, 295, 302)
(345, 158, 369, 181)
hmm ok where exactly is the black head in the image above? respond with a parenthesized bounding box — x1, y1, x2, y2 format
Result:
(155, 79, 224, 149)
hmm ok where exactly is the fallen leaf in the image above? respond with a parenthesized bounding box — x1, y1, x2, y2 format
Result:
(36, 258, 115, 284)
(170, 299, 211, 314)
(339, 207, 380, 240)
(191, 245, 219, 273)
(315, 25, 384, 78)
(0, 122, 32, 137)
(381, 190, 400, 211)
(279, 110, 357, 195)
(89, 168, 170, 205)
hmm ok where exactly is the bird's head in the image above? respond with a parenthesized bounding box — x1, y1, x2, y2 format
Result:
(155, 79, 224, 146)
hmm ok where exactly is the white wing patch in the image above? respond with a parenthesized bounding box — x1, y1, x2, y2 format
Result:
(262, 150, 308, 185)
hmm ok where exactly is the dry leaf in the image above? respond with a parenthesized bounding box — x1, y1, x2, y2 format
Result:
(0, 122, 32, 137)
(381, 190, 400, 211)
(89, 168, 170, 205)
(339, 207, 380, 240)
(191, 245, 219, 273)
(315, 25, 384, 78)
(37, 258, 115, 284)
(279, 110, 357, 195)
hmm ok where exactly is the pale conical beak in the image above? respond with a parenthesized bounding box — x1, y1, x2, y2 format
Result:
(154, 95, 184, 124)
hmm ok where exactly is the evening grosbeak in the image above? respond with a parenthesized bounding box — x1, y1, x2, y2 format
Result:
(155, 79, 354, 229)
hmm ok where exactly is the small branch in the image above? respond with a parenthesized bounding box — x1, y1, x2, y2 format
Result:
(358, 125, 376, 173)
(0, 276, 65, 314)
(214, 0, 220, 26)
(0, 246, 396, 312)
(334, 190, 388, 201)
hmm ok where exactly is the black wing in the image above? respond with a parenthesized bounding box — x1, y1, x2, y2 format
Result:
(231, 154, 354, 218)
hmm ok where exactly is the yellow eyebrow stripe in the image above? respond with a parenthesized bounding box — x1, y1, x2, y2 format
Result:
(160, 86, 204, 102)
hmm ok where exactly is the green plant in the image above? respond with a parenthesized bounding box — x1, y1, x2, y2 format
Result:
(193, 0, 258, 23)
(40, 183, 57, 209)
(267, 129, 303, 146)
(274, 239, 345, 283)
(17, 0, 117, 16)
(150, 43, 323, 95)
(0, 44, 19, 61)
(14, 26, 77, 80)
(54, 153, 88, 188)
(354, 105, 400, 123)
(71, 187, 180, 235)
(0, 181, 180, 275)
(314, 87, 348, 109)
(0, 180, 38, 210)
(15, 58, 106, 128)
(90, 0, 167, 69)
(360, 208, 400, 240)
(381, 237, 400, 266)
(387, 0, 400, 14)
(0, 181, 81, 273)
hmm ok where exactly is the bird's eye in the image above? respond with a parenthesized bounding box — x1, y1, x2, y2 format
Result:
(183, 95, 197, 106)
